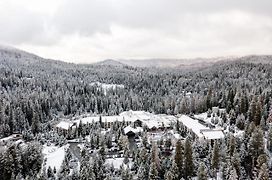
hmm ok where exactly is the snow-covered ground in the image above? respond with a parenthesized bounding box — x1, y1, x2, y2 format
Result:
(90, 82, 125, 95)
(56, 121, 73, 130)
(43, 144, 69, 171)
(0, 134, 22, 143)
(105, 158, 132, 169)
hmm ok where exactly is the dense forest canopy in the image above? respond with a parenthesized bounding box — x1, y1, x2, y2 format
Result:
(0, 48, 272, 137)
(0, 48, 272, 180)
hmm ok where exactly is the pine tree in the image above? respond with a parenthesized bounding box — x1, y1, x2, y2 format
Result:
(78, 120, 83, 137)
(236, 114, 245, 130)
(248, 97, 257, 123)
(71, 169, 79, 180)
(254, 100, 262, 126)
(137, 163, 148, 180)
(228, 168, 238, 180)
(123, 146, 129, 164)
(174, 140, 183, 179)
(228, 135, 236, 157)
(260, 116, 266, 131)
(140, 148, 148, 165)
(58, 154, 70, 178)
(47, 166, 55, 180)
(239, 94, 247, 115)
(170, 161, 179, 180)
(164, 170, 174, 180)
(211, 141, 220, 177)
(257, 163, 269, 180)
(148, 161, 158, 180)
(268, 125, 272, 152)
(206, 88, 213, 110)
(184, 138, 194, 178)
(197, 162, 207, 180)
(31, 110, 41, 135)
(267, 105, 272, 124)
(150, 142, 160, 173)
(229, 109, 236, 125)
(248, 127, 264, 166)
(231, 148, 241, 178)
(256, 154, 268, 170)
(120, 163, 131, 180)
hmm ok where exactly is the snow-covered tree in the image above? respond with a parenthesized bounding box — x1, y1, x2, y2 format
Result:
(184, 138, 194, 178)
(197, 162, 208, 180)
(174, 140, 184, 179)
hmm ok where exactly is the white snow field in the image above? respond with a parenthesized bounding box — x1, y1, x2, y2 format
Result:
(105, 158, 132, 169)
(43, 144, 69, 171)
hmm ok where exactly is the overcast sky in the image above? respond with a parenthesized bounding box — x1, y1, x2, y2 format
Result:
(0, 0, 272, 63)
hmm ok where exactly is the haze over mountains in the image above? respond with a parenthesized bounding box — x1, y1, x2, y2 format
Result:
(1, 45, 272, 69)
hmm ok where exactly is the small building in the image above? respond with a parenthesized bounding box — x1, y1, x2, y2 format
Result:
(56, 121, 74, 131)
(219, 108, 227, 116)
(212, 107, 219, 114)
(200, 129, 225, 140)
(124, 126, 143, 137)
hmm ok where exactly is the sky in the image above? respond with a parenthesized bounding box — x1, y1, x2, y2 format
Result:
(0, 0, 272, 63)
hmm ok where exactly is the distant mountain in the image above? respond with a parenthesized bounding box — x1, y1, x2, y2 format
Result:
(1, 45, 272, 71)
(236, 55, 272, 64)
(93, 59, 125, 67)
(0, 45, 75, 69)
(118, 57, 239, 69)
(0, 45, 41, 64)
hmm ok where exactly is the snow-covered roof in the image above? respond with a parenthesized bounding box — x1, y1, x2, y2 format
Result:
(119, 110, 151, 121)
(124, 126, 143, 134)
(194, 113, 207, 120)
(179, 115, 209, 138)
(179, 115, 225, 139)
(56, 121, 73, 130)
(120, 110, 176, 129)
(145, 121, 161, 129)
(173, 133, 182, 140)
(201, 130, 225, 140)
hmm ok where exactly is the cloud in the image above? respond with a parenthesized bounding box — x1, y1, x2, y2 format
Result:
(0, 0, 60, 45)
(0, 0, 272, 62)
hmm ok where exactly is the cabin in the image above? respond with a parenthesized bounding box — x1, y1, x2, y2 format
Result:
(124, 126, 143, 137)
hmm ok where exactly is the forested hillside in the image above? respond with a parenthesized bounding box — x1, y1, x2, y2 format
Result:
(0, 48, 272, 180)
(0, 48, 272, 137)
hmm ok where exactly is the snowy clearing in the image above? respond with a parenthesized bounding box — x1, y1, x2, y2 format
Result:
(43, 144, 69, 171)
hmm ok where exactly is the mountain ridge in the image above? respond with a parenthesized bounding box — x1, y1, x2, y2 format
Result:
(1, 45, 272, 70)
